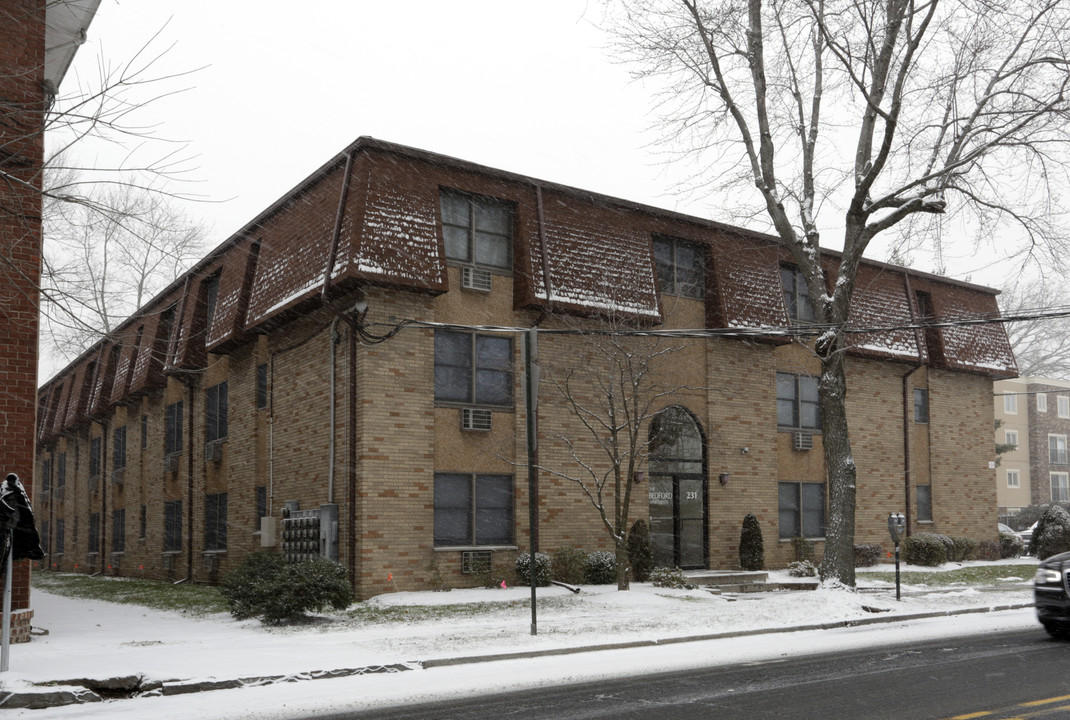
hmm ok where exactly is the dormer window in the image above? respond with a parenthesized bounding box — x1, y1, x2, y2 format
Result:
(440, 191, 512, 270)
(780, 264, 816, 323)
(653, 236, 704, 299)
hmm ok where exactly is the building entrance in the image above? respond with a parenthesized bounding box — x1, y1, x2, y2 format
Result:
(647, 407, 707, 570)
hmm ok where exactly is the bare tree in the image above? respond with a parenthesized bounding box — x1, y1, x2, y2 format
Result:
(40, 175, 206, 363)
(1001, 276, 1070, 380)
(611, 0, 1070, 585)
(538, 291, 698, 590)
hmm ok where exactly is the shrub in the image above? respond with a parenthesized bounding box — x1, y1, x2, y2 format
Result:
(220, 552, 353, 624)
(1032, 505, 1070, 560)
(584, 551, 617, 585)
(739, 514, 765, 571)
(950, 536, 978, 562)
(550, 546, 587, 585)
(514, 552, 551, 587)
(854, 544, 883, 567)
(902, 533, 948, 566)
(999, 532, 1024, 559)
(977, 539, 1001, 561)
(650, 567, 697, 590)
(787, 560, 817, 577)
(791, 537, 815, 562)
(627, 520, 654, 583)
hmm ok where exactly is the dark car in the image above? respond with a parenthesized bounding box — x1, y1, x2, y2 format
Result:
(1035, 551, 1070, 637)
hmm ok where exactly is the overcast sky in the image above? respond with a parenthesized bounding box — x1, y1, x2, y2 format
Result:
(59, 1, 1017, 289)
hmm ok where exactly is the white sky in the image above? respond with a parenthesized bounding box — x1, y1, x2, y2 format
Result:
(6, 561, 1040, 719)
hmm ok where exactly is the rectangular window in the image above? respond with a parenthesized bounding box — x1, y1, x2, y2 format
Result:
(1060, 396, 1070, 419)
(205, 382, 229, 443)
(1007, 469, 1021, 489)
(913, 388, 929, 424)
(1052, 473, 1070, 503)
(55, 519, 65, 555)
(88, 512, 100, 554)
(89, 436, 102, 478)
(256, 485, 267, 523)
(776, 373, 820, 430)
(1050, 435, 1067, 465)
(203, 273, 220, 329)
(917, 485, 933, 522)
(1038, 393, 1048, 412)
(165, 401, 183, 456)
(434, 331, 513, 407)
(434, 473, 514, 546)
(778, 482, 825, 539)
(40, 457, 51, 496)
(256, 363, 268, 410)
(780, 264, 816, 323)
(1005, 429, 1019, 448)
(112, 425, 127, 470)
(112, 509, 126, 553)
(440, 191, 513, 270)
(205, 492, 228, 551)
(40, 521, 49, 555)
(1004, 394, 1018, 414)
(653, 236, 704, 298)
(164, 500, 183, 552)
(57, 452, 66, 488)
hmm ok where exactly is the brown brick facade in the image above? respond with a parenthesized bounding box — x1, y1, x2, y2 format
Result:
(35, 140, 1014, 599)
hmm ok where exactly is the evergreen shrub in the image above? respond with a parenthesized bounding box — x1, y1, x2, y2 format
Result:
(791, 537, 815, 562)
(739, 514, 765, 571)
(1032, 505, 1070, 560)
(902, 533, 947, 566)
(854, 544, 883, 567)
(998, 532, 1024, 559)
(220, 552, 353, 624)
(950, 536, 978, 562)
(514, 552, 552, 586)
(550, 546, 587, 585)
(977, 539, 1001, 561)
(627, 520, 654, 583)
(650, 567, 697, 590)
(584, 551, 617, 585)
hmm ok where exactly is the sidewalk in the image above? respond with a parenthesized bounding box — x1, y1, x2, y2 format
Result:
(0, 567, 1041, 713)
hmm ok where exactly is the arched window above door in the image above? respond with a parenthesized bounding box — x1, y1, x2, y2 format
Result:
(649, 406, 703, 476)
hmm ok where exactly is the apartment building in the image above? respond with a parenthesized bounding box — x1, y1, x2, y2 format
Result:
(34, 138, 1017, 598)
(995, 377, 1070, 517)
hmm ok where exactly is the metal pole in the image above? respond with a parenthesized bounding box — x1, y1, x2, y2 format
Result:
(1, 531, 13, 672)
(894, 541, 902, 602)
(525, 328, 539, 636)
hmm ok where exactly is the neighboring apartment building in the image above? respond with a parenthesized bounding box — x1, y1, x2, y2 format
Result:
(34, 138, 1016, 599)
(1, 0, 100, 642)
(995, 377, 1070, 517)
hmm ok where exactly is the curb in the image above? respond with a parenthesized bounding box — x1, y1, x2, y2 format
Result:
(0, 602, 1036, 710)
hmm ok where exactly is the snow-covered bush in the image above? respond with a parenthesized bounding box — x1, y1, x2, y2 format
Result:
(791, 537, 815, 562)
(220, 552, 353, 624)
(1032, 505, 1070, 560)
(977, 539, 1001, 561)
(787, 560, 817, 577)
(650, 567, 697, 590)
(853, 544, 883, 567)
(550, 546, 586, 585)
(584, 551, 617, 585)
(902, 533, 947, 566)
(739, 513, 765, 571)
(627, 520, 653, 582)
(998, 532, 1024, 559)
(514, 552, 551, 586)
(950, 536, 978, 562)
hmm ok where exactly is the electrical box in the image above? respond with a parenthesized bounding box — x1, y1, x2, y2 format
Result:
(280, 503, 338, 562)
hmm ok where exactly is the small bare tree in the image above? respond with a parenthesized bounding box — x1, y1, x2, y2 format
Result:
(1000, 276, 1070, 380)
(538, 290, 697, 590)
(611, 0, 1070, 585)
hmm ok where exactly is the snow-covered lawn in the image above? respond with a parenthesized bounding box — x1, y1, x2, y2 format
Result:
(2, 559, 1043, 719)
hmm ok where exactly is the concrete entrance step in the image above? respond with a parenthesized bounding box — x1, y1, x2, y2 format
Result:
(685, 570, 768, 593)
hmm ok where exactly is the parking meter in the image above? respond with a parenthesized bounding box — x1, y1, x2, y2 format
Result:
(888, 512, 906, 601)
(887, 513, 906, 544)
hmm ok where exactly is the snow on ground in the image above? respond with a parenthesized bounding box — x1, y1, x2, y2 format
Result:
(2, 560, 1043, 719)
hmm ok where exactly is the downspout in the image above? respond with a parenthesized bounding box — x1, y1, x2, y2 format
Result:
(186, 377, 195, 582)
(532, 182, 554, 308)
(528, 182, 552, 552)
(902, 271, 926, 536)
(347, 324, 358, 590)
(100, 419, 108, 564)
(327, 317, 339, 503)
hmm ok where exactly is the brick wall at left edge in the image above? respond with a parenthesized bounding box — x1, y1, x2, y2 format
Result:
(0, 0, 47, 637)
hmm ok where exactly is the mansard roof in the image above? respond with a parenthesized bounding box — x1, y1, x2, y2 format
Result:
(37, 137, 1018, 437)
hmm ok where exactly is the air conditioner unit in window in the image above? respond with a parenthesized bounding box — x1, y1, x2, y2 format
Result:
(461, 407, 492, 432)
(203, 553, 220, 574)
(461, 266, 493, 292)
(461, 550, 492, 574)
(162, 552, 175, 571)
(205, 441, 224, 464)
(165, 453, 180, 474)
(793, 431, 814, 451)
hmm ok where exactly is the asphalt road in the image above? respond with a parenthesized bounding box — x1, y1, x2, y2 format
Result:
(323, 627, 1070, 720)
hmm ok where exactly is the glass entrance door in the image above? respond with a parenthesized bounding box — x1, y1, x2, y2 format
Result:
(647, 406, 708, 570)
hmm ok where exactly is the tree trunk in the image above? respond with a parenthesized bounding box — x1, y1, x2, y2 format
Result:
(616, 535, 630, 590)
(817, 329, 857, 587)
